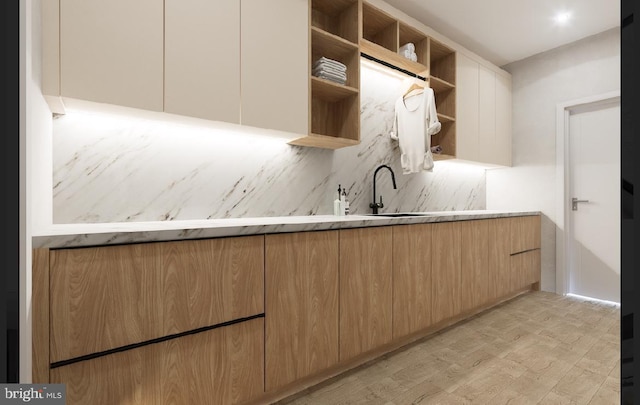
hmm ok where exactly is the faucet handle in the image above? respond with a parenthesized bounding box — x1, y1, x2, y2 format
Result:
(378, 195, 384, 208)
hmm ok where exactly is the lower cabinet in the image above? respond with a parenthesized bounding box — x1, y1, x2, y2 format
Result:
(460, 219, 489, 312)
(510, 250, 542, 291)
(264, 231, 340, 391)
(50, 318, 264, 405)
(431, 222, 462, 324)
(339, 227, 393, 361)
(487, 218, 511, 300)
(392, 224, 433, 339)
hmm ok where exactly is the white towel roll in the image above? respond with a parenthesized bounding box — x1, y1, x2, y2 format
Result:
(399, 42, 415, 54)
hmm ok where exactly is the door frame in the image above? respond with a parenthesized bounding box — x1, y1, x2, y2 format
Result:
(555, 90, 620, 296)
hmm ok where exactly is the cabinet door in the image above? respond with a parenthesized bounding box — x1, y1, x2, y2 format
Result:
(392, 224, 432, 339)
(59, 0, 163, 111)
(495, 72, 512, 166)
(164, 0, 240, 123)
(431, 222, 462, 324)
(340, 227, 393, 361)
(50, 243, 163, 362)
(455, 52, 480, 162)
(487, 218, 511, 300)
(241, 0, 309, 135)
(265, 231, 339, 391)
(460, 220, 489, 312)
(478, 64, 497, 164)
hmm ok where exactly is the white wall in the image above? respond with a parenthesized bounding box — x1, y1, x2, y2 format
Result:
(486, 27, 620, 293)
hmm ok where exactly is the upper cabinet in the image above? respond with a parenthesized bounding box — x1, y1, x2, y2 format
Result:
(456, 52, 512, 166)
(55, 0, 164, 112)
(242, 0, 309, 136)
(42, 0, 511, 159)
(164, 0, 240, 123)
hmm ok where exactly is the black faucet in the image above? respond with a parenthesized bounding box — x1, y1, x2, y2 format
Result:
(369, 164, 397, 214)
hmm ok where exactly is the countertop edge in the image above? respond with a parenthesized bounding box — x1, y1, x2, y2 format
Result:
(32, 210, 542, 249)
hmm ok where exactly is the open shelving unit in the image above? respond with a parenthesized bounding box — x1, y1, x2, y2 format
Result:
(289, 0, 361, 149)
(359, 1, 457, 159)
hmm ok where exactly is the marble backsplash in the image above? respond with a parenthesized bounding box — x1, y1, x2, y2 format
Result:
(52, 62, 487, 223)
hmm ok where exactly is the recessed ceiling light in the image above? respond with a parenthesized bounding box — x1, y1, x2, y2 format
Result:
(554, 11, 572, 25)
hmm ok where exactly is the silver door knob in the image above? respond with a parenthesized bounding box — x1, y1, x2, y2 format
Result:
(572, 197, 590, 211)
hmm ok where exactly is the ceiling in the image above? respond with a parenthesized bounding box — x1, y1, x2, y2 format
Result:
(382, 0, 621, 67)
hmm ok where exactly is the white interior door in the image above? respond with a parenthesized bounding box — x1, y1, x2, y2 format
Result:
(568, 97, 620, 303)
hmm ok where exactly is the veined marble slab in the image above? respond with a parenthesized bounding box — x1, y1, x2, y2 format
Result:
(32, 210, 541, 249)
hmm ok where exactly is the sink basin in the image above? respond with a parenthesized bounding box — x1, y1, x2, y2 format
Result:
(366, 213, 433, 217)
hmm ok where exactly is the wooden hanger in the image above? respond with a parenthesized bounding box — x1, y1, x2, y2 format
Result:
(402, 81, 424, 99)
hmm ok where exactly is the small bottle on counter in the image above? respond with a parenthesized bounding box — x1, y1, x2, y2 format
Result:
(334, 184, 342, 216)
(342, 188, 349, 215)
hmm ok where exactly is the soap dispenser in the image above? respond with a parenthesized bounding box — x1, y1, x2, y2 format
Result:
(342, 187, 349, 215)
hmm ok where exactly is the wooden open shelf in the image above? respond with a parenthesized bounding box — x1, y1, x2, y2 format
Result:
(291, 0, 361, 149)
(360, 39, 428, 77)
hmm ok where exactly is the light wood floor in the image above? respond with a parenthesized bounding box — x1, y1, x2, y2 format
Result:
(277, 291, 620, 405)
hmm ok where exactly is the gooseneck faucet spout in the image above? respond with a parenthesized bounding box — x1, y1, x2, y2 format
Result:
(369, 164, 397, 214)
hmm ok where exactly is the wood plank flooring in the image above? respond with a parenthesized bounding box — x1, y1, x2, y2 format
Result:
(276, 291, 620, 405)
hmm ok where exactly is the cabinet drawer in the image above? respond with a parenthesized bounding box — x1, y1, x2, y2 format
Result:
(509, 215, 541, 253)
(50, 235, 264, 362)
(50, 318, 264, 405)
(161, 235, 264, 335)
(510, 250, 541, 291)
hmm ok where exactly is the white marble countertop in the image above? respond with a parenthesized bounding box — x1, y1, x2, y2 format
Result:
(32, 210, 541, 249)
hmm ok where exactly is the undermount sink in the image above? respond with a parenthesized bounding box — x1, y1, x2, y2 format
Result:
(366, 213, 433, 217)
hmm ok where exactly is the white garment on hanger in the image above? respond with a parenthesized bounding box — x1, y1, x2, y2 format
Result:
(390, 87, 441, 174)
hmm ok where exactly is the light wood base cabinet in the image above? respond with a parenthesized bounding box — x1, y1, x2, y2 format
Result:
(392, 224, 433, 339)
(265, 231, 339, 392)
(431, 222, 462, 324)
(50, 318, 264, 405)
(460, 220, 490, 312)
(487, 218, 511, 300)
(339, 227, 393, 361)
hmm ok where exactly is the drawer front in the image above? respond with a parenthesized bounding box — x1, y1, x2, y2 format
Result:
(50, 235, 264, 362)
(161, 235, 264, 335)
(510, 250, 541, 291)
(50, 243, 163, 363)
(509, 215, 541, 254)
(50, 318, 264, 405)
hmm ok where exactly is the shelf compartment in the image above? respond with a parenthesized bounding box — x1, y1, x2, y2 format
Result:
(434, 87, 455, 120)
(398, 22, 428, 66)
(362, 2, 398, 52)
(311, 76, 358, 102)
(309, 93, 359, 142)
(360, 39, 428, 78)
(431, 121, 456, 158)
(311, 0, 360, 44)
(429, 38, 456, 85)
(312, 27, 360, 89)
(429, 76, 454, 94)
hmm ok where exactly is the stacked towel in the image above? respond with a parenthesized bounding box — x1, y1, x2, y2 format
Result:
(399, 42, 418, 62)
(313, 56, 347, 85)
(430, 144, 443, 154)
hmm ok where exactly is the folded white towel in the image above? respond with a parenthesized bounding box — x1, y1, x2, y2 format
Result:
(410, 52, 417, 62)
(313, 71, 347, 85)
(399, 49, 418, 62)
(313, 56, 347, 72)
(313, 65, 347, 78)
(399, 42, 415, 54)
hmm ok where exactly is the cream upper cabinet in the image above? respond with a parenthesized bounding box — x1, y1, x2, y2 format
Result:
(164, 0, 240, 124)
(455, 52, 512, 166)
(58, 0, 164, 111)
(240, 0, 309, 135)
(455, 52, 480, 161)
